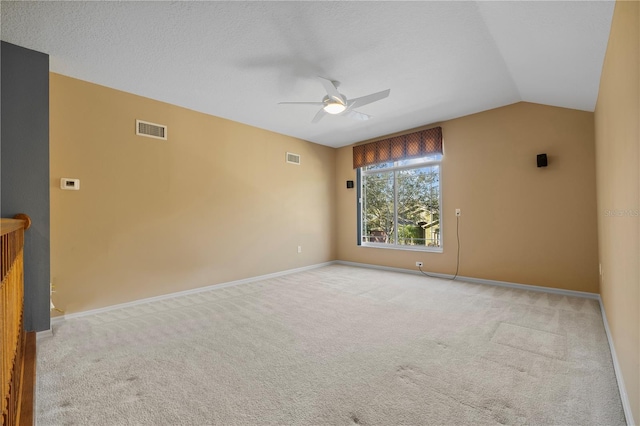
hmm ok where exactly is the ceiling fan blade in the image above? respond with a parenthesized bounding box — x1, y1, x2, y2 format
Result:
(311, 108, 327, 123)
(279, 101, 325, 106)
(345, 110, 371, 121)
(347, 89, 390, 109)
(318, 77, 344, 104)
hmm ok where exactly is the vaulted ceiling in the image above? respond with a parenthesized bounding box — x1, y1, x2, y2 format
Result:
(1, 1, 614, 148)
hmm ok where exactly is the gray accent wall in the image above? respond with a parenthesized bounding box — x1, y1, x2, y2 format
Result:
(1, 41, 50, 332)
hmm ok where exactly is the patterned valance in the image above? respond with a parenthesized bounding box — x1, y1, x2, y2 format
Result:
(352, 127, 443, 169)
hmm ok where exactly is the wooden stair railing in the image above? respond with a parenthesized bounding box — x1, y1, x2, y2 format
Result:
(1, 214, 35, 426)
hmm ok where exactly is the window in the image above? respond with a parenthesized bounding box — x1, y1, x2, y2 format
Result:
(359, 154, 442, 250)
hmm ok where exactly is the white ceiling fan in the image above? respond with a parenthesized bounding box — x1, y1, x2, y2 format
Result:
(279, 77, 390, 123)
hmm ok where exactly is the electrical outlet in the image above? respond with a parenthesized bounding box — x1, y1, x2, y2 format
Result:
(455, 208, 461, 217)
(416, 261, 423, 267)
(297, 246, 302, 253)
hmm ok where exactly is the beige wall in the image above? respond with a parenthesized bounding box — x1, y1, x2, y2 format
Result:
(595, 0, 640, 422)
(337, 102, 599, 293)
(50, 73, 336, 314)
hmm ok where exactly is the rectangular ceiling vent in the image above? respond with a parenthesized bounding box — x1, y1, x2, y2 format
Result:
(286, 152, 301, 165)
(136, 119, 167, 140)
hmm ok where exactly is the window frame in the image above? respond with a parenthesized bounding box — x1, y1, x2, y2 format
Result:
(357, 156, 443, 253)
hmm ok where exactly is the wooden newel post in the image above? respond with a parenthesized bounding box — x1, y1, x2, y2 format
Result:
(12, 214, 31, 231)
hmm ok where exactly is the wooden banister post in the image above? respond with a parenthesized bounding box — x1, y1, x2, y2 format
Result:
(12, 214, 31, 231)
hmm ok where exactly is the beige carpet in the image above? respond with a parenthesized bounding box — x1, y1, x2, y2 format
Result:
(37, 264, 625, 425)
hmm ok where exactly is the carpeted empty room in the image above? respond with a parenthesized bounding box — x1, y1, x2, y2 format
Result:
(37, 265, 625, 425)
(3, 2, 638, 424)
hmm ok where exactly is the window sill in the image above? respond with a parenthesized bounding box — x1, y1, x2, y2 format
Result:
(360, 243, 443, 253)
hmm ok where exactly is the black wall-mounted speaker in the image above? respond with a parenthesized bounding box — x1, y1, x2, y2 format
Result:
(537, 154, 548, 168)
(346, 180, 354, 189)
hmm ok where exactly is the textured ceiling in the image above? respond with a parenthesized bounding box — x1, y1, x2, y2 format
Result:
(1, 1, 614, 148)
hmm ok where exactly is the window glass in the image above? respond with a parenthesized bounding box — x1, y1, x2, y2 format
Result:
(360, 156, 441, 250)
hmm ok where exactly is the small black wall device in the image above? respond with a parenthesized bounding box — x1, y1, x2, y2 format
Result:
(537, 154, 548, 168)
(346, 180, 354, 189)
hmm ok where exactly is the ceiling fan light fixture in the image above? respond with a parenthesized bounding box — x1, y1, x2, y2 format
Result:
(323, 102, 346, 114)
(280, 77, 389, 123)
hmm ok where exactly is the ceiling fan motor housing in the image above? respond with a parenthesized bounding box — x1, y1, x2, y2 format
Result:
(322, 94, 346, 105)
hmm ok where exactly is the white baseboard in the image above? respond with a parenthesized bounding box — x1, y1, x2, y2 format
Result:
(599, 298, 636, 426)
(50, 260, 599, 324)
(51, 261, 335, 323)
(335, 260, 600, 299)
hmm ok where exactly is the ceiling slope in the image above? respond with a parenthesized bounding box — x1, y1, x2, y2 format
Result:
(0, 1, 614, 148)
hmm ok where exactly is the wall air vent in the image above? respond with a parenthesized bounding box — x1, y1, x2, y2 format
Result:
(286, 152, 301, 165)
(136, 119, 167, 140)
